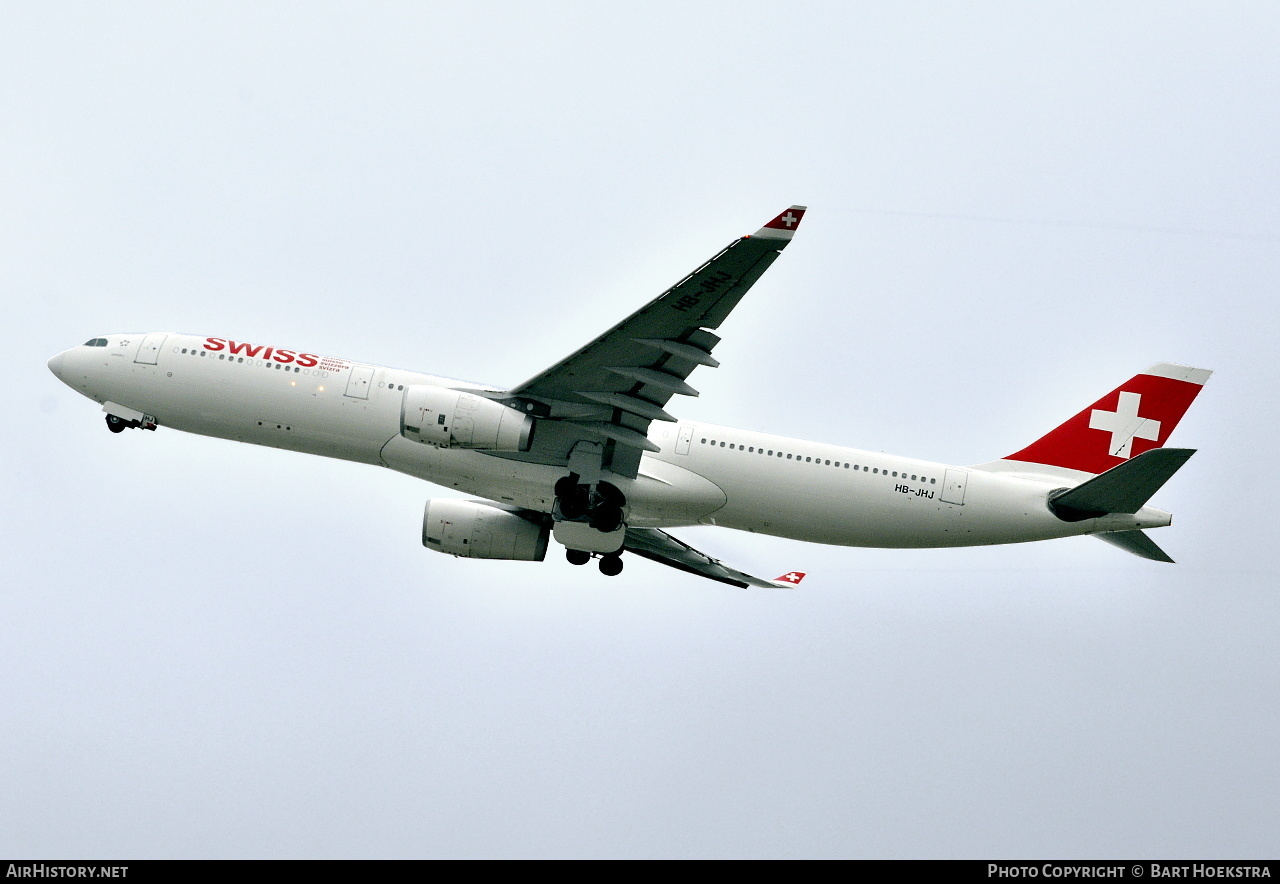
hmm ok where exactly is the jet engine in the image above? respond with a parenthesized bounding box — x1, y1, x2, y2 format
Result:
(401, 385, 533, 452)
(422, 499, 550, 561)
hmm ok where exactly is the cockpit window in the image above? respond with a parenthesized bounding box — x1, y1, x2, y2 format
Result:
(82, 338, 108, 347)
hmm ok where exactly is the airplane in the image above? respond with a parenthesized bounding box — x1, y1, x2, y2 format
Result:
(46, 206, 1211, 588)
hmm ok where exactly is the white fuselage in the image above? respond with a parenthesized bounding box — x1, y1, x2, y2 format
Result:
(49, 333, 1171, 550)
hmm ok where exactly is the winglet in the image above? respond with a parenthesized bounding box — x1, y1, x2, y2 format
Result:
(753, 205, 807, 240)
(772, 571, 806, 587)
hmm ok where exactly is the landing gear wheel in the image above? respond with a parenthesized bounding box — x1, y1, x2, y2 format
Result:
(588, 504, 624, 533)
(557, 494, 588, 521)
(106, 414, 127, 434)
(566, 549, 591, 566)
(554, 474, 580, 499)
(598, 554, 623, 577)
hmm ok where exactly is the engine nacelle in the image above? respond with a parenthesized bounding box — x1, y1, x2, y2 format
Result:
(401, 385, 533, 452)
(422, 499, 549, 561)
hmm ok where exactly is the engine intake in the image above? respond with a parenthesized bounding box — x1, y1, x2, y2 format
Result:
(401, 385, 533, 452)
(422, 499, 549, 561)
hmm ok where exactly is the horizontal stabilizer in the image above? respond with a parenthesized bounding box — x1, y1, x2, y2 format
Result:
(1049, 448, 1195, 521)
(1094, 530, 1175, 563)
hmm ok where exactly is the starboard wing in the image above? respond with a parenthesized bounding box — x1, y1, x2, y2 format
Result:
(488, 206, 806, 479)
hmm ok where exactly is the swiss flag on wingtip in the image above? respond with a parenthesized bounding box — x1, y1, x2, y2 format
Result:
(763, 206, 806, 230)
(774, 571, 806, 586)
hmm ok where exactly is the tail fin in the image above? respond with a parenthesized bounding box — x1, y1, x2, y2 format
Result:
(1004, 363, 1211, 474)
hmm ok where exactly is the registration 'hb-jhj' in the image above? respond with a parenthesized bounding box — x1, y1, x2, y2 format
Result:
(47, 207, 1212, 587)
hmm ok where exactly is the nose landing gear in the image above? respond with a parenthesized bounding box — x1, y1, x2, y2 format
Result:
(104, 410, 157, 434)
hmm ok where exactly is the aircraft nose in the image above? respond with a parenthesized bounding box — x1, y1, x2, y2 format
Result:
(47, 351, 67, 381)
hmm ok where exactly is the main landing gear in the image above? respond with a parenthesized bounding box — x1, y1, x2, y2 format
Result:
(554, 470, 628, 579)
(565, 547, 625, 577)
(554, 474, 626, 532)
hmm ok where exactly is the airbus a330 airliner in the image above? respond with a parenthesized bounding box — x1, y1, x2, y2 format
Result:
(47, 207, 1211, 587)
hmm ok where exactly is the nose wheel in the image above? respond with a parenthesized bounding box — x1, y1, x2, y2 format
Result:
(104, 413, 156, 433)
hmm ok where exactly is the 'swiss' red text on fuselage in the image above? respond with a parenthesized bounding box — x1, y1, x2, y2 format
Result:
(204, 338, 321, 368)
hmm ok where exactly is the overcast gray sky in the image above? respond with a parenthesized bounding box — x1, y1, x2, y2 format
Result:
(3, 1, 1277, 859)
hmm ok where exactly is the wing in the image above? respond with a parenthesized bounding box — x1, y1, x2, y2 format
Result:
(490, 206, 807, 479)
(624, 527, 802, 589)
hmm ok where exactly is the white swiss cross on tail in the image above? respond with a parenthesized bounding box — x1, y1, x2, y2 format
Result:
(774, 571, 806, 586)
(1089, 391, 1161, 459)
